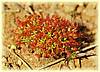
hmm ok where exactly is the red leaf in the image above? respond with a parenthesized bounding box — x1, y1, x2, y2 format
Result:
(34, 54, 41, 59)
(72, 47, 78, 51)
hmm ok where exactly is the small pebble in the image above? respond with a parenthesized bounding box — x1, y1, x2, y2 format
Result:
(2, 57, 7, 63)
(10, 44, 16, 50)
(17, 60, 22, 66)
(77, 6, 84, 13)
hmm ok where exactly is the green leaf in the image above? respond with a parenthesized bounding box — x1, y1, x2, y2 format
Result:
(43, 23, 47, 27)
(19, 29, 23, 34)
(33, 21, 38, 26)
(67, 52, 76, 61)
(47, 32, 51, 37)
(78, 47, 81, 51)
(21, 38, 31, 42)
(51, 42, 56, 49)
(32, 31, 37, 35)
(65, 47, 71, 50)
(40, 38, 46, 44)
(35, 48, 43, 54)
(71, 52, 77, 58)
(17, 27, 23, 34)
(68, 57, 73, 61)
(61, 38, 68, 42)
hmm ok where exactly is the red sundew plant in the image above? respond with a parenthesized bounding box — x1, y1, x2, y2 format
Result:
(14, 13, 89, 62)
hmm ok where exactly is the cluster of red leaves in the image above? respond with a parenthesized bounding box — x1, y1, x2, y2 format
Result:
(14, 13, 85, 59)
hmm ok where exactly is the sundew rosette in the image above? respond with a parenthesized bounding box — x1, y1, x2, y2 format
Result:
(14, 13, 92, 62)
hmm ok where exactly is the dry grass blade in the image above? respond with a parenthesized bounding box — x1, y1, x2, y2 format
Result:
(38, 58, 65, 70)
(81, 44, 97, 51)
(28, 4, 35, 14)
(76, 44, 97, 54)
(13, 51, 33, 69)
(16, 3, 34, 15)
(5, 9, 20, 13)
(5, 47, 33, 69)
(76, 53, 96, 58)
